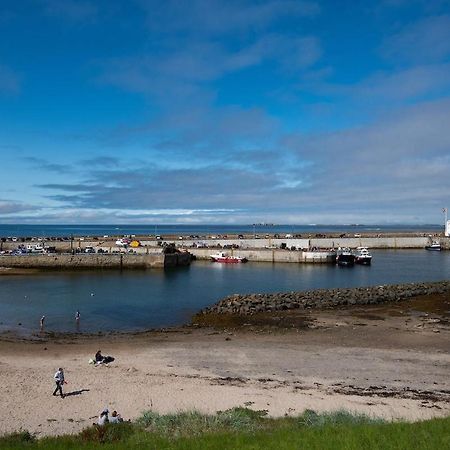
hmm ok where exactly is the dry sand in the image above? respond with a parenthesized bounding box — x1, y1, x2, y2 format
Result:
(0, 295, 449, 437)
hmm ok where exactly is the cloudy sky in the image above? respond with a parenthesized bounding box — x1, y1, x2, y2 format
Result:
(1, 0, 449, 224)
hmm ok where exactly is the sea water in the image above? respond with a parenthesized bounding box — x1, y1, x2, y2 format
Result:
(0, 223, 442, 238)
(1, 249, 449, 335)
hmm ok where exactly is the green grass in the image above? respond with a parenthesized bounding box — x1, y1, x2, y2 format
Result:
(0, 409, 448, 450)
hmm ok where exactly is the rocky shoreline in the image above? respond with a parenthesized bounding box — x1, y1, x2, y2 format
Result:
(200, 281, 450, 316)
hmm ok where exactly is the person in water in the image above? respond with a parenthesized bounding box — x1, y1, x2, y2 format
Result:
(40, 315, 45, 331)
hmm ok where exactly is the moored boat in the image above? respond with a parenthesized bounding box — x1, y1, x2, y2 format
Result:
(336, 247, 355, 266)
(354, 247, 372, 265)
(210, 252, 248, 263)
(425, 242, 441, 251)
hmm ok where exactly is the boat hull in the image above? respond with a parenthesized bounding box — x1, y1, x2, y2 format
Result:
(355, 256, 372, 265)
(336, 255, 355, 266)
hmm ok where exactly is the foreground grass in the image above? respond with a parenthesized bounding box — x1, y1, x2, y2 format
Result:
(1, 409, 449, 450)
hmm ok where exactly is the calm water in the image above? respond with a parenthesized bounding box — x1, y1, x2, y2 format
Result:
(0, 223, 442, 238)
(1, 249, 449, 335)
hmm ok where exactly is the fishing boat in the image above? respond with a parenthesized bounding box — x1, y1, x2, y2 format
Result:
(210, 252, 248, 263)
(425, 241, 441, 251)
(354, 247, 372, 265)
(336, 247, 355, 266)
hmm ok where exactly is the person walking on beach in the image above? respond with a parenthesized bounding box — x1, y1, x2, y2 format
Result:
(40, 315, 45, 331)
(53, 368, 65, 398)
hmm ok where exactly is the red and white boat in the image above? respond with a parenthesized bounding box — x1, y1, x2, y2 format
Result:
(210, 252, 248, 263)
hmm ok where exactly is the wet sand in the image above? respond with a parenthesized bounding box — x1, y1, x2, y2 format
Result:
(0, 293, 449, 437)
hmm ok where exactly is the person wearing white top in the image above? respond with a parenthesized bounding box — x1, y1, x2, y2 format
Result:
(109, 411, 123, 423)
(97, 409, 109, 426)
(53, 368, 65, 398)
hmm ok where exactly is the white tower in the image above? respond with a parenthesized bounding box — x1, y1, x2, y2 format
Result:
(444, 208, 449, 237)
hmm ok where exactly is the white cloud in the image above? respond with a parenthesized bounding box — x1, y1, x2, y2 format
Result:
(382, 15, 450, 64)
(140, 0, 320, 36)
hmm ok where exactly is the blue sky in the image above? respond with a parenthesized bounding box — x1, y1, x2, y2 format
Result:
(1, 0, 449, 224)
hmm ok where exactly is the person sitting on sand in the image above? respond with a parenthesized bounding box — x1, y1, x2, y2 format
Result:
(109, 410, 123, 423)
(94, 350, 115, 365)
(97, 409, 109, 426)
(95, 350, 104, 364)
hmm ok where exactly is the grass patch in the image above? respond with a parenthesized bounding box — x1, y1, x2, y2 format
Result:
(296, 408, 384, 427)
(0, 409, 448, 450)
(137, 407, 268, 437)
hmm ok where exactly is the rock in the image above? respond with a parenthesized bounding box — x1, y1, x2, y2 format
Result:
(201, 281, 450, 317)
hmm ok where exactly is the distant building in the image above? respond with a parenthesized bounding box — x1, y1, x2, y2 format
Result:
(446, 220, 450, 237)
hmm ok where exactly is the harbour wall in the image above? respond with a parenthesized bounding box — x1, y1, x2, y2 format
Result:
(1, 237, 449, 266)
(190, 248, 336, 263)
(3, 236, 449, 252)
(172, 236, 449, 250)
(199, 281, 450, 316)
(0, 252, 191, 269)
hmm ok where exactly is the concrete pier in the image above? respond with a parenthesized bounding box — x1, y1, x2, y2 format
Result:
(0, 252, 191, 270)
(1, 235, 448, 266)
(190, 248, 336, 263)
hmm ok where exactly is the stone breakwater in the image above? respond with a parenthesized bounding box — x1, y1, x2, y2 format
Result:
(200, 281, 450, 316)
(0, 252, 192, 270)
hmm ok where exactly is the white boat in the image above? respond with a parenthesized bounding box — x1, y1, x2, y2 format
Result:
(355, 247, 372, 265)
(210, 252, 248, 263)
(425, 242, 441, 251)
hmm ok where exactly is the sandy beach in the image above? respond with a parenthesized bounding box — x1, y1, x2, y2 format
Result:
(0, 293, 449, 437)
